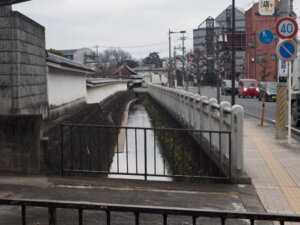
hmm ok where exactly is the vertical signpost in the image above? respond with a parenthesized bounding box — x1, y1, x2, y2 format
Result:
(275, 17, 298, 144)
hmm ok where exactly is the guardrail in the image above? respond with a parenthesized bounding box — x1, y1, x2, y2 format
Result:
(148, 84, 244, 178)
(61, 124, 231, 181)
(0, 198, 299, 225)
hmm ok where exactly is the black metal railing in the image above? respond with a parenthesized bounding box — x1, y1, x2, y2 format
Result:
(61, 124, 232, 181)
(1, 198, 300, 225)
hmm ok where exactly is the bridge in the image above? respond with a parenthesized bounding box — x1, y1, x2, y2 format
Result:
(148, 84, 244, 178)
(0, 5, 244, 180)
(0, 3, 300, 225)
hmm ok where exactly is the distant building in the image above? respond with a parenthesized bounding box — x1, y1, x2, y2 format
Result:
(134, 66, 168, 86)
(245, 1, 280, 82)
(193, 6, 246, 84)
(60, 48, 96, 69)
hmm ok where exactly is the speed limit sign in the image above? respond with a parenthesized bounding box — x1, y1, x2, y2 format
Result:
(276, 17, 298, 39)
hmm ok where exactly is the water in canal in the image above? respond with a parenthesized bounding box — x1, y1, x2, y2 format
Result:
(109, 104, 171, 181)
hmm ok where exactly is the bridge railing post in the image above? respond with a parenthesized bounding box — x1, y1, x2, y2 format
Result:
(208, 99, 218, 132)
(200, 97, 208, 131)
(183, 93, 189, 126)
(219, 102, 231, 160)
(193, 94, 201, 130)
(189, 94, 194, 128)
(230, 105, 244, 177)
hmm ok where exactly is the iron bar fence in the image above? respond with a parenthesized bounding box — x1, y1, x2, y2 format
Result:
(0, 198, 300, 225)
(61, 124, 232, 181)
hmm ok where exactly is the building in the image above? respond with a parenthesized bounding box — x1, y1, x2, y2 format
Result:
(60, 48, 96, 69)
(193, 6, 246, 84)
(46, 52, 94, 121)
(245, 1, 280, 82)
(134, 66, 168, 86)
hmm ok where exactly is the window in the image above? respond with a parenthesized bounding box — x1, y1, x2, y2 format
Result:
(256, 55, 264, 63)
(270, 54, 277, 61)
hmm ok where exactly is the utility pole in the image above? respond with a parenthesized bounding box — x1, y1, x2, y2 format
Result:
(174, 46, 181, 88)
(168, 29, 173, 87)
(275, 0, 290, 139)
(168, 30, 186, 88)
(180, 34, 188, 90)
(231, 0, 236, 105)
(93, 44, 100, 70)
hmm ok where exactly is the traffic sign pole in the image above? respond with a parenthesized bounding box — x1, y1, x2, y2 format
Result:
(288, 62, 292, 144)
(275, 7, 297, 140)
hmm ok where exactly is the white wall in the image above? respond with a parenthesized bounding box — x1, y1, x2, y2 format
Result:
(137, 71, 168, 85)
(47, 66, 86, 107)
(86, 83, 128, 104)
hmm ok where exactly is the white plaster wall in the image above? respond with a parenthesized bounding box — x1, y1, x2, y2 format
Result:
(151, 73, 168, 85)
(86, 83, 128, 104)
(47, 67, 86, 107)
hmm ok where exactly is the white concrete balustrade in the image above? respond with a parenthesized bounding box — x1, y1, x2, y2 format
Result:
(148, 84, 244, 177)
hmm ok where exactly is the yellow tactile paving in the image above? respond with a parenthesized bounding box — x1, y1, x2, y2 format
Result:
(252, 136, 300, 214)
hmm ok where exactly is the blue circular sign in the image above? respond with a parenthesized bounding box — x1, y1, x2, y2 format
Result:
(276, 39, 298, 61)
(258, 29, 274, 45)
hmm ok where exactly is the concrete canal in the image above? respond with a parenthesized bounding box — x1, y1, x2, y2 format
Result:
(109, 103, 172, 181)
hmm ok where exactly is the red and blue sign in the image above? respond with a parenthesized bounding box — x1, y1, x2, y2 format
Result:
(276, 39, 298, 62)
(275, 17, 298, 39)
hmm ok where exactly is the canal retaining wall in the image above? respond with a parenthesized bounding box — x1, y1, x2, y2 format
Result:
(44, 90, 136, 175)
(148, 84, 244, 179)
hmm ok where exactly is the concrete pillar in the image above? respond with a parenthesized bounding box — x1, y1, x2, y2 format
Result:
(199, 96, 208, 130)
(193, 94, 201, 130)
(219, 102, 231, 159)
(189, 94, 194, 128)
(208, 99, 218, 131)
(231, 105, 244, 177)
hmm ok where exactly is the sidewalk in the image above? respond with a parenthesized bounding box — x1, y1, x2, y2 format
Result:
(244, 115, 300, 215)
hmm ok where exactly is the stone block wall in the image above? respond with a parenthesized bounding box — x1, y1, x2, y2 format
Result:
(0, 6, 47, 117)
(0, 115, 42, 174)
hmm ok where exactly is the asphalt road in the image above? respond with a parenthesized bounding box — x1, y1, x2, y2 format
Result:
(179, 86, 300, 134)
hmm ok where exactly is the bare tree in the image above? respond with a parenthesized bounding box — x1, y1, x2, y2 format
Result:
(189, 49, 206, 95)
(94, 48, 132, 77)
(194, 31, 230, 103)
(260, 53, 271, 82)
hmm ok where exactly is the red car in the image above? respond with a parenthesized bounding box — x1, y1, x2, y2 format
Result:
(238, 79, 259, 98)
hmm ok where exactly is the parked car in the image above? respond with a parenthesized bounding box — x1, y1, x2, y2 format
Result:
(221, 80, 238, 95)
(258, 82, 277, 102)
(238, 79, 259, 98)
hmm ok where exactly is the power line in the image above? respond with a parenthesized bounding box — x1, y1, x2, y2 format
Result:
(90, 39, 192, 50)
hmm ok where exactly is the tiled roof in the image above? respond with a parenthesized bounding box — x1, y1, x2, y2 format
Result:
(86, 78, 130, 87)
(47, 52, 94, 72)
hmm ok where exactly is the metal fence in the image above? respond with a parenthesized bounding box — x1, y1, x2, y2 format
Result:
(1, 198, 300, 225)
(61, 124, 232, 181)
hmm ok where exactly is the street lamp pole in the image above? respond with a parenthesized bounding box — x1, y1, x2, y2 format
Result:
(231, 0, 236, 105)
(168, 30, 186, 88)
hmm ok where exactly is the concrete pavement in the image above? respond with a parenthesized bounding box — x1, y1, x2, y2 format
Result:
(244, 115, 300, 215)
(0, 175, 265, 225)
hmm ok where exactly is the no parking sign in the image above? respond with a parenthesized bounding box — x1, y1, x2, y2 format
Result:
(276, 39, 298, 62)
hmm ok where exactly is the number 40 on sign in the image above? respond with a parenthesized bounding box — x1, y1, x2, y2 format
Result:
(276, 17, 298, 39)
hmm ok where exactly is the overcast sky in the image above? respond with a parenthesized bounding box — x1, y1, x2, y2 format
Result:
(13, 0, 300, 60)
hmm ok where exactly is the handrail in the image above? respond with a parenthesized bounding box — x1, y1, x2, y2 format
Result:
(0, 198, 299, 224)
